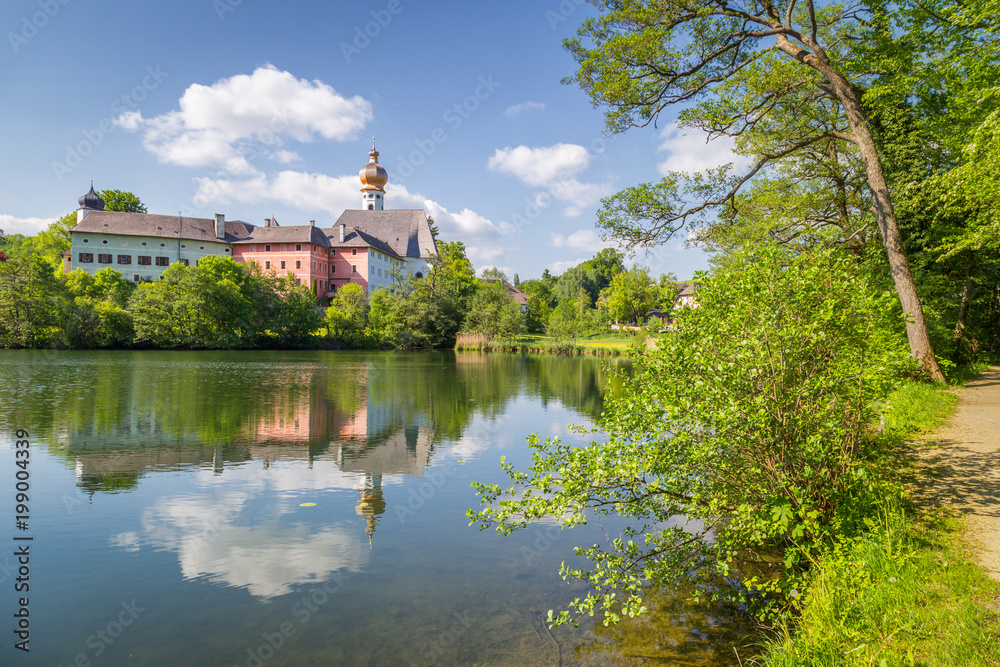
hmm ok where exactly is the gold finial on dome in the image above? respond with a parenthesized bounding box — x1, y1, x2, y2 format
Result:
(359, 138, 388, 193)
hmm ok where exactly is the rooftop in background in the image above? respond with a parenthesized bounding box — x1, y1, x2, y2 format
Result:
(331, 210, 436, 260)
(71, 211, 254, 244)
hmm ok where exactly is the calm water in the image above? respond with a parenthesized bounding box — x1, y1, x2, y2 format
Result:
(0, 350, 751, 666)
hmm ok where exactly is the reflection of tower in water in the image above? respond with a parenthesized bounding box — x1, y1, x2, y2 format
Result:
(355, 473, 386, 548)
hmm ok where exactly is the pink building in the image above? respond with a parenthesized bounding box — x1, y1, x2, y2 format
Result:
(230, 221, 334, 302)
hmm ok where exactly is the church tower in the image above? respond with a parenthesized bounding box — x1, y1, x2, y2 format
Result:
(358, 139, 387, 210)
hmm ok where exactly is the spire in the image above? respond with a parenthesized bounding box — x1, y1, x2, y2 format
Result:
(78, 181, 105, 211)
(359, 141, 388, 210)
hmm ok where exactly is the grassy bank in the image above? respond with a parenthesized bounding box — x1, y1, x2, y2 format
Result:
(759, 369, 1000, 666)
(454, 332, 649, 355)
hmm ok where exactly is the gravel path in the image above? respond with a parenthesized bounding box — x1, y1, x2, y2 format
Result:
(915, 366, 1000, 580)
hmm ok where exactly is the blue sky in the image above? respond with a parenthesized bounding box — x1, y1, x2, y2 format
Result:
(0, 0, 741, 280)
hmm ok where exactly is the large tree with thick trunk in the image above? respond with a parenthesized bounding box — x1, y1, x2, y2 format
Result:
(567, 0, 946, 380)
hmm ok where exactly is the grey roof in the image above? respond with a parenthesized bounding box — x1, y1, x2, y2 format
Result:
(326, 227, 403, 259)
(71, 211, 254, 244)
(230, 225, 331, 246)
(677, 281, 700, 297)
(328, 210, 436, 260)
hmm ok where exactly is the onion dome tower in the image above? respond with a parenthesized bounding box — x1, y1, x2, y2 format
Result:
(359, 138, 387, 210)
(76, 182, 105, 223)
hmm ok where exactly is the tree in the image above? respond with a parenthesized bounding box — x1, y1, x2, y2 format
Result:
(326, 283, 369, 336)
(100, 190, 147, 214)
(0, 254, 64, 347)
(601, 266, 658, 324)
(60, 268, 135, 348)
(567, 0, 945, 380)
(470, 245, 911, 627)
(463, 279, 526, 342)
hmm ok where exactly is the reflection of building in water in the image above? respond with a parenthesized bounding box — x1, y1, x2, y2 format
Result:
(356, 473, 386, 548)
(66, 360, 437, 540)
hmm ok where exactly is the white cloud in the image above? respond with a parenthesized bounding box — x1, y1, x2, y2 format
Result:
(0, 214, 57, 237)
(118, 65, 372, 172)
(656, 126, 753, 175)
(548, 258, 587, 274)
(488, 143, 611, 216)
(192, 171, 509, 241)
(504, 101, 545, 117)
(550, 229, 613, 253)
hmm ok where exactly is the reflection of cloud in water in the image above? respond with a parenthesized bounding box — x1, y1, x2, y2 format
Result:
(136, 479, 369, 599)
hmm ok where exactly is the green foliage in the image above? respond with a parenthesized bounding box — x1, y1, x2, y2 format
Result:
(59, 268, 136, 348)
(127, 256, 319, 349)
(462, 279, 525, 343)
(99, 190, 147, 213)
(600, 266, 658, 324)
(0, 254, 64, 347)
(364, 242, 476, 348)
(761, 506, 1000, 667)
(545, 293, 602, 340)
(470, 246, 912, 627)
(326, 283, 369, 336)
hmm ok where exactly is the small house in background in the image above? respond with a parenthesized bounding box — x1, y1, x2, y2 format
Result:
(676, 281, 700, 309)
(645, 308, 671, 327)
(505, 282, 529, 313)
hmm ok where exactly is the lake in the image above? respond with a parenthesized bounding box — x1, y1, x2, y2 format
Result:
(0, 350, 751, 666)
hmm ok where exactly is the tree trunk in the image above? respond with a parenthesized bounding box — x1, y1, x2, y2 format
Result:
(791, 52, 947, 382)
(952, 258, 974, 344)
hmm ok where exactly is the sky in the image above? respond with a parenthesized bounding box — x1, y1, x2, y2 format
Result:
(0, 0, 744, 281)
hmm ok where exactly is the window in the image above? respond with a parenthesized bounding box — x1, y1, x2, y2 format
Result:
(138, 256, 151, 265)
(160, 243, 166, 248)
(331, 265, 336, 274)
(98, 254, 112, 264)
(296, 244, 302, 251)
(180, 259, 189, 267)
(280, 261, 286, 269)
(352, 248, 357, 256)
(155, 257, 169, 266)
(118, 255, 131, 265)
(199, 246, 205, 250)
(180, 244, 186, 249)
(265, 245, 271, 252)
(82, 238, 89, 243)
(134, 275, 140, 282)
(296, 260, 301, 269)
(78, 253, 94, 263)
(141, 242, 147, 247)
(379, 268, 382, 277)
(265, 261, 271, 270)
(102, 240, 108, 245)
(312, 262, 316, 270)
(121, 241, 128, 246)
(352, 265, 357, 274)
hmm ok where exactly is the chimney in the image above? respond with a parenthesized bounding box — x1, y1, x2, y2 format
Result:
(215, 213, 225, 239)
(339, 224, 345, 243)
(309, 220, 315, 226)
(265, 218, 271, 228)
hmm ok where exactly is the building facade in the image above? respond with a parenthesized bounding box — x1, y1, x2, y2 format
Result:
(66, 145, 437, 302)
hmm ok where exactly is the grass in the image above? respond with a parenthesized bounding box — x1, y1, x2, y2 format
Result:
(759, 366, 1000, 666)
(454, 331, 653, 355)
(760, 506, 1000, 666)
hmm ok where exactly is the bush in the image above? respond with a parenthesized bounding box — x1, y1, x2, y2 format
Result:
(469, 246, 913, 626)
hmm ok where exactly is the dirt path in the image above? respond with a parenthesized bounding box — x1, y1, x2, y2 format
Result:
(915, 366, 1000, 580)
